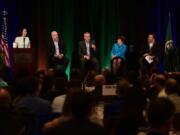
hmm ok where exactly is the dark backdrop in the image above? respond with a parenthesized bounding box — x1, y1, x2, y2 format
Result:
(0, 0, 180, 75)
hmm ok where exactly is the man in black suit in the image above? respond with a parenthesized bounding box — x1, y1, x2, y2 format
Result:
(47, 31, 69, 71)
(78, 32, 99, 78)
(139, 33, 160, 74)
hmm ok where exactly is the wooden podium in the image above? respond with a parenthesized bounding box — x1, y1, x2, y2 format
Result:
(12, 48, 36, 78)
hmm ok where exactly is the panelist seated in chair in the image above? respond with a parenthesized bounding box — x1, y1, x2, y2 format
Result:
(13, 28, 31, 48)
(47, 31, 69, 71)
(111, 36, 127, 74)
(139, 33, 160, 73)
(78, 32, 99, 78)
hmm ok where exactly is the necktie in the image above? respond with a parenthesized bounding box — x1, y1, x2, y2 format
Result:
(23, 37, 25, 48)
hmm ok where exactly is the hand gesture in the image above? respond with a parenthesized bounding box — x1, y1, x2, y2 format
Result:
(92, 44, 96, 50)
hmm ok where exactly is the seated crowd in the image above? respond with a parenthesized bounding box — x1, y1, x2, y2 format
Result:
(0, 67, 180, 135)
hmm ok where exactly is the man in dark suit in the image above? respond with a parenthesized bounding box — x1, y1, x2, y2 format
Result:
(47, 31, 69, 71)
(139, 33, 160, 74)
(78, 32, 99, 78)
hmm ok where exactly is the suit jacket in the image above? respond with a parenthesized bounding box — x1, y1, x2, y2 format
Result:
(47, 39, 66, 67)
(78, 40, 97, 58)
(141, 43, 160, 58)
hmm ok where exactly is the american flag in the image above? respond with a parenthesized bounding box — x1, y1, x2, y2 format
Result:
(0, 11, 10, 67)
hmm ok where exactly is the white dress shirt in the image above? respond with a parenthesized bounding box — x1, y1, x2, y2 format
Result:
(149, 43, 153, 50)
(86, 42, 90, 56)
(13, 36, 30, 48)
(54, 41, 60, 56)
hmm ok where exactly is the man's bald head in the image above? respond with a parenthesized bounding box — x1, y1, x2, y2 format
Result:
(0, 88, 11, 107)
(51, 31, 59, 41)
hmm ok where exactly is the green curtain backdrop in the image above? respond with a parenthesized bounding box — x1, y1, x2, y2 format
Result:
(2, 0, 179, 75)
(31, 0, 149, 73)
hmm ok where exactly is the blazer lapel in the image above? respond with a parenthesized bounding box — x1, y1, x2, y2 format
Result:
(83, 41, 87, 54)
(58, 41, 62, 53)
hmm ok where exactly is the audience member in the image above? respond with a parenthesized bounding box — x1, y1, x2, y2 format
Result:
(165, 78, 180, 113)
(14, 77, 51, 115)
(44, 88, 105, 135)
(173, 113, 180, 135)
(68, 68, 81, 88)
(51, 77, 68, 113)
(1, 60, 180, 135)
(147, 98, 175, 135)
(40, 75, 54, 101)
(0, 88, 23, 135)
(105, 78, 147, 135)
(148, 74, 166, 99)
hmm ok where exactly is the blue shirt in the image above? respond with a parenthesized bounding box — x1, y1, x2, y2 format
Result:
(111, 43, 127, 60)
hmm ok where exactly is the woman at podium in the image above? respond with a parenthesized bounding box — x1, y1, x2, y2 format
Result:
(13, 28, 31, 48)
